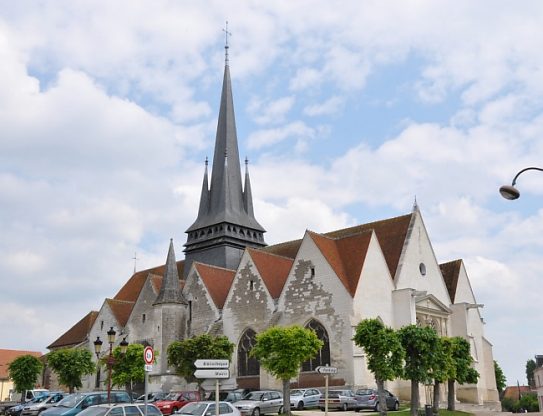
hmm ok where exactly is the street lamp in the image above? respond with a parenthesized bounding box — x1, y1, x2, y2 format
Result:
(499, 167, 543, 200)
(93, 328, 129, 404)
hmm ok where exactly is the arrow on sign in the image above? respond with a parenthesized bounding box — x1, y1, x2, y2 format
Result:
(316, 366, 338, 374)
(194, 359, 229, 368)
(194, 369, 230, 379)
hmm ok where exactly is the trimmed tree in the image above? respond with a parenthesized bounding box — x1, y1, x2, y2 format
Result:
(47, 348, 95, 393)
(397, 325, 440, 416)
(526, 359, 536, 389)
(352, 319, 404, 416)
(430, 337, 455, 415)
(250, 325, 323, 416)
(8, 355, 44, 402)
(446, 337, 479, 411)
(110, 344, 146, 398)
(494, 360, 506, 396)
(168, 334, 234, 398)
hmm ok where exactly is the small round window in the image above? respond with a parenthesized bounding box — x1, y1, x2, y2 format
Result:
(419, 263, 426, 276)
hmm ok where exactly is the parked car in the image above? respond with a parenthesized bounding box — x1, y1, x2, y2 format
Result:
(318, 390, 358, 411)
(22, 393, 66, 416)
(354, 388, 399, 412)
(41, 391, 131, 416)
(8, 395, 51, 416)
(76, 403, 162, 416)
(205, 392, 243, 403)
(233, 391, 283, 416)
(135, 393, 167, 403)
(155, 392, 201, 415)
(175, 401, 240, 416)
(289, 389, 321, 410)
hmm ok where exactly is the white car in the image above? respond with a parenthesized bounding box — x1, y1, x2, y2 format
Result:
(22, 393, 67, 416)
(76, 403, 162, 416)
(175, 401, 240, 416)
(289, 389, 321, 410)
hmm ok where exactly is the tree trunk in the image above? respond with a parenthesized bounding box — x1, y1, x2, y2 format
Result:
(376, 378, 387, 416)
(432, 381, 440, 415)
(282, 379, 290, 416)
(410, 380, 419, 416)
(447, 379, 455, 411)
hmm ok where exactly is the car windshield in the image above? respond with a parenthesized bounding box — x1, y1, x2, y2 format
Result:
(243, 392, 264, 401)
(164, 393, 179, 400)
(57, 394, 84, 408)
(34, 396, 50, 403)
(290, 390, 303, 396)
(176, 403, 209, 416)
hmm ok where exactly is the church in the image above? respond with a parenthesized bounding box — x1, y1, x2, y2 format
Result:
(47, 46, 499, 407)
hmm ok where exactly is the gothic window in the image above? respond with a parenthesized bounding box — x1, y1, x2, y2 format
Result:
(302, 320, 330, 372)
(238, 329, 259, 376)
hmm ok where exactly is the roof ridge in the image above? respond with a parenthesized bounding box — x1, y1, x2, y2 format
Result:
(193, 261, 236, 273)
(247, 247, 295, 261)
(106, 298, 135, 305)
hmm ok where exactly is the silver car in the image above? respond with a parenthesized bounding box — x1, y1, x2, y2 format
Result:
(289, 389, 321, 410)
(175, 401, 240, 416)
(234, 391, 283, 416)
(318, 390, 358, 411)
(354, 388, 400, 411)
(22, 393, 66, 416)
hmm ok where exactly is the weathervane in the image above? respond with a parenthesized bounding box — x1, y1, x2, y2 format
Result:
(132, 252, 138, 274)
(223, 21, 232, 65)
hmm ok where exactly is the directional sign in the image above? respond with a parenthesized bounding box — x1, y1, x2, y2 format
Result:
(316, 366, 338, 374)
(144, 346, 154, 365)
(194, 369, 230, 379)
(194, 359, 229, 368)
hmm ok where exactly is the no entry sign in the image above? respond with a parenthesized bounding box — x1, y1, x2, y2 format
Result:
(144, 346, 154, 364)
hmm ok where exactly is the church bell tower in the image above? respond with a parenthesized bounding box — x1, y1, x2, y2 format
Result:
(184, 38, 266, 275)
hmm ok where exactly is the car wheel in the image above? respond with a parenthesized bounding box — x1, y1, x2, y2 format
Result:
(319, 408, 325, 412)
(393, 402, 399, 411)
(172, 408, 178, 414)
(297, 402, 304, 411)
(374, 403, 379, 412)
(278, 406, 284, 414)
(252, 408, 260, 416)
(342, 404, 348, 411)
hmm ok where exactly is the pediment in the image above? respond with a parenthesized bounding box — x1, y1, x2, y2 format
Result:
(415, 294, 451, 316)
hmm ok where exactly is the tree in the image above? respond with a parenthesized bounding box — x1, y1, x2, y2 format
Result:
(110, 344, 146, 397)
(47, 348, 95, 393)
(168, 334, 234, 396)
(8, 355, 43, 402)
(494, 360, 506, 395)
(526, 359, 536, 389)
(397, 325, 440, 416)
(446, 337, 479, 411)
(250, 325, 323, 416)
(352, 319, 404, 416)
(429, 337, 455, 415)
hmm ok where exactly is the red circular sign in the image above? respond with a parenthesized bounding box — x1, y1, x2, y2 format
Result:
(144, 346, 154, 364)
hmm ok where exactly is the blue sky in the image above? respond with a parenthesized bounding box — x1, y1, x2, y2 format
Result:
(1, 1, 542, 387)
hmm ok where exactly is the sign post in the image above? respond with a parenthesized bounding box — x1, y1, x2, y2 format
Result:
(143, 347, 155, 416)
(316, 366, 338, 416)
(194, 360, 230, 416)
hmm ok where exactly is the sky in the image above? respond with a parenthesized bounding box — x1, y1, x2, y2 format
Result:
(1, 1, 542, 388)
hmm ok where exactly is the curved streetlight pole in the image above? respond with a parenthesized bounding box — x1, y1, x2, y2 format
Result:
(499, 167, 543, 200)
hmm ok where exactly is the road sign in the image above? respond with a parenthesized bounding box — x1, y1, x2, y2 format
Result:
(144, 364, 153, 372)
(316, 366, 338, 374)
(144, 346, 154, 364)
(194, 369, 230, 379)
(194, 359, 229, 368)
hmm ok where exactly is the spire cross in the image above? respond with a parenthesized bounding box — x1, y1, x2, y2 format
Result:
(222, 21, 232, 64)
(132, 252, 138, 274)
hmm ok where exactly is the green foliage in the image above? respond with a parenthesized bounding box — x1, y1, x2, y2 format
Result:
(352, 319, 404, 382)
(450, 337, 478, 385)
(526, 359, 536, 388)
(502, 393, 539, 413)
(8, 355, 43, 396)
(167, 334, 234, 386)
(431, 337, 455, 383)
(494, 360, 506, 393)
(110, 344, 146, 390)
(47, 348, 95, 392)
(249, 325, 323, 381)
(397, 325, 440, 384)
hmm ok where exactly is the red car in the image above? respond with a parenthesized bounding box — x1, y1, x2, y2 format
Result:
(155, 391, 201, 415)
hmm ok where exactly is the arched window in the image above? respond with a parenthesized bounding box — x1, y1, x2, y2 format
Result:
(238, 329, 259, 376)
(302, 320, 331, 372)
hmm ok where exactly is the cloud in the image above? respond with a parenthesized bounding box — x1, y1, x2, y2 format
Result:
(247, 95, 295, 125)
(247, 121, 317, 150)
(303, 96, 344, 117)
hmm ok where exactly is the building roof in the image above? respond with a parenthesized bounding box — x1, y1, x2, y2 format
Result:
(0, 349, 42, 379)
(502, 385, 532, 400)
(105, 299, 135, 327)
(440, 259, 462, 302)
(194, 263, 236, 309)
(248, 248, 294, 299)
(154, 240, 185, 305)
(47, 310, 98, 349)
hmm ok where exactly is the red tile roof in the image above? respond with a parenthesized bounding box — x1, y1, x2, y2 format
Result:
(106, 299, 135, 327)
(0, 349, 43, 379)
(440, 259, 462, 303)
(194, 263, 236, 309)
(503, 385, 532, 400)
(47, 310, 98, 349)
(247, 248, 294, 299)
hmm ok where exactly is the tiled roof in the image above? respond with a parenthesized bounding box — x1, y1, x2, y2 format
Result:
(0, 349, 43, 379)
(106, 299, 135, 327)
(247, 248, 293, 299)
(194, 263, 236, 309)
(309, 230, 372, 296)
(47, 310, 98, 349)
(503, 385, 532, 400)
(440, 259, 462, 303)
(263, 239, 302, 259)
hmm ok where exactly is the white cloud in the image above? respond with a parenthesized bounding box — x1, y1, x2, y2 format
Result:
(303, 96, 344, 117)
(247, 96, 295, 125)
(247, 121, 316, 149)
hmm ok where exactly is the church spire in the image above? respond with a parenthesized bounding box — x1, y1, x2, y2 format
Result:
(243, 157, 255, 217)
(154, 239, 184, 305)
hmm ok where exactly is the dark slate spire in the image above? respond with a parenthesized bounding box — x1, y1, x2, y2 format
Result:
(154, 239, 184, 305)
(192, 158, 210, 229)
(184, 42, 266, 274)
(243, 157, 255, 218)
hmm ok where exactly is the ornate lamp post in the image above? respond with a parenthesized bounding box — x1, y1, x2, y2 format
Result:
(93, 327, 129, 404)
(499, 167, 543, 200)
